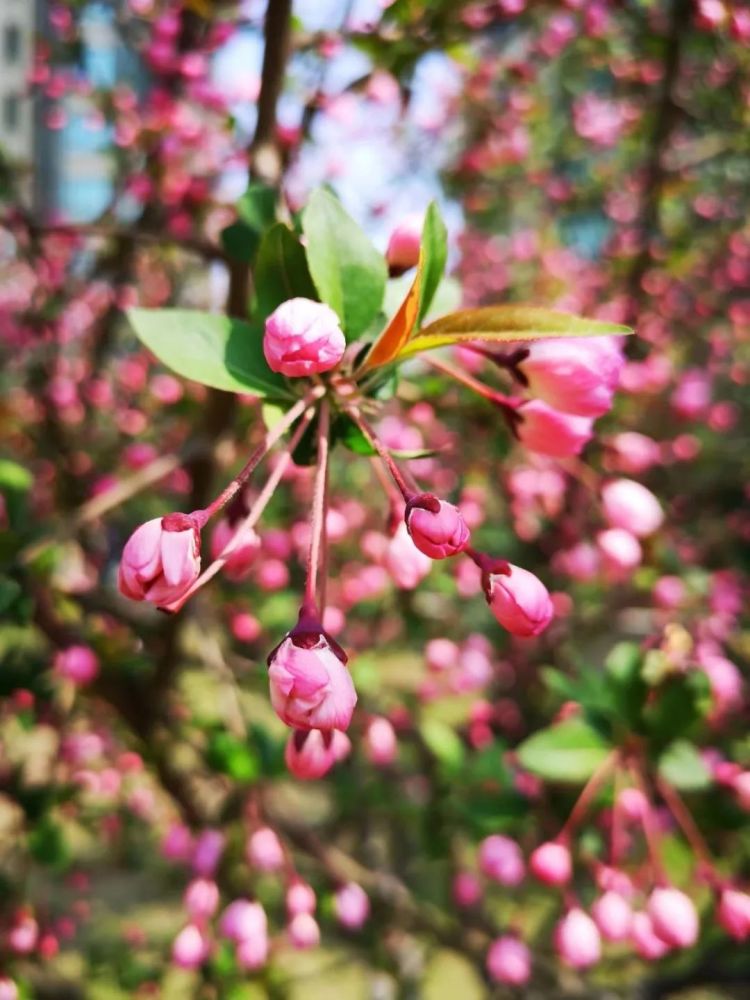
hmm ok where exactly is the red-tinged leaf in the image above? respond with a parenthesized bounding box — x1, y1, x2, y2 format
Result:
(360, 264, 422, 372)
(394, 306, 633, 360)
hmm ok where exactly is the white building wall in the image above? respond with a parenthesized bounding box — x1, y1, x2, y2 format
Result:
(0, 0, 36, 164)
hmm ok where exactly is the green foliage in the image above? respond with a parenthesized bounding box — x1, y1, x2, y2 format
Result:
(127, 309, 292, 399)
(302, 188, 387, 340)
(417, 201, 448, 326)
(253, 223, 318, 321)
(220, 183, 277, 264)
(516, 717, 612, 783)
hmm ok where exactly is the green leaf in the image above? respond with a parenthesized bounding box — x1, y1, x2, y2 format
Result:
(0, 459, 33, 492)
(254, 223, 318, 321)
(658, 740, 711, 791)
(397, 306, 633, 360)
(516, 717, 612, 784)
(302, 187, 387, 340)
(221, 184, 277, 263)
(127, 308, 292, 399)
(417, 201, 448, 325)
(420, 719, 465, 772)
(337, 415, 442, 459)
(206, 732, 260, 784)
(642, 671, 711, 744)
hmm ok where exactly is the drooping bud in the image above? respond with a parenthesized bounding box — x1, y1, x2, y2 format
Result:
(483, 563, 554, 637)
(631, 911, 671, 960)
(554, 908, 601, 968)
(210, 512, 260, 582)
(219, 899, 267, 944)
(286, 881, 317, 917)
(592, 891, 633, 942)
(405, 494, 470, 559)
(53, 645, 99, 685)
(268, 611, 357, 732)
(601, 479, 664, 538)
(717, 888, 750, 941)
(287, 912, 320, 950)
(263, 297, 346, 377)
(184, 878, 220, 922)
(284, 727, 352, 779)
(385, 213, 423, 275)
(365, 716, 398, 766)
(118, 513, 201, 606)
(478, 834, 525, 887)
(529, 841, 572, 885)
(172, 924, 210, 969)
(334, 882, 370, 930)
(246, 827, 285, 873)
(383, 522, 432, 589)
(486, 935, 532, 985)
(647, 887, 699, 949)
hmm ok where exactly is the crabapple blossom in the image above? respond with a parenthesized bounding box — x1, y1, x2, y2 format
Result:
(383, 522, 432, 589)
(631, 911, 672, 960)
(210, 517, 261, 580)
(601, 479, 664, 537)
(365, 716, 398, 766)
(484, 564, 554, 637)
(246, 827, 285, 872)
(288, 912, 321, 949)
(118, 513, 201, 605)
(530, 841, 572, 885)
(172, 924, 210, 969)
(334, 882, 370, 929)
(284, 728, 352, 779)
(268, 630, 357, 732)
(405, 495, 470, 559)
(519, 336, 624, 417)
(479, 835, 525, 886)
(486, 935, 532, 985)
(592, 891, 633, 941)
(386, 213, 423, 273)
(647, 887, 699, 949)
(717, 889, 750, 941)
(53, 645, 99, 685)
(516, 400, 595, 457)
(263, 298, 346, 377)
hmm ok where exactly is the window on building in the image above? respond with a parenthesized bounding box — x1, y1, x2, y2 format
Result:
(3, 24, 22, 63)
(3, 94, 20, 132)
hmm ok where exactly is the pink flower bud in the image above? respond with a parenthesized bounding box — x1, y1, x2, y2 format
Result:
(287, 912, 320, 949)
(530, 841, 572, 885)
(592, 891, 633, 942)
(184, 878, 220, 921)
(717, 889, 750, 941)
(647, 887, 699, 949)
(0, 978, 18, 1000)
(334, 882, 370, 929)
(653, 575, 686, 609)
(516, 400, 594, 457)
(161, 822, 194, 863)
(554, 908, 601, 968)
(219, 899, 267, 944)
(618, 787, 649, 821)
(263, 298, 346, 377)
(118, 513, 201, 606)
(520, 336, 624, 417)
(601, 479, 664, 538)
(386, 213, 423, 274)
(210, 518, 260, 581)
(383, 522, 432, 589)
(484, 564, 554, 637)
(406, 495, 470, 559)
(172, 924, 210, 969)
(452, 871, 482, 908)
(236, 933, 269, 970)
(597, 527, 642, 577)
(53, 645, 99, 685)
(286, 881, 317, 917)
(191, 830, 224, 876)
(268, 623, 357, 732)
(486, 935, 532, 985)
(285, 727, 351, 779)
(631, 911, 671, 960)
(8, 914, 38, 954)
(365, 716, 397, 766)
(478, 835, 525, 887)
(246, 827, 284, 872)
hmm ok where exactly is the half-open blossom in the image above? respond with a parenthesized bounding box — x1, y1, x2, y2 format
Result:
(601, 479, 664, 537)
(119, 513, 201, 605)
(486, 935, 532, 985)
(284, 728, 351, 779)
(647, 887, 699, 949)
(386, 213, 422, 274)
(516, 399, 594, 457)
(406, 494, 470, 559)
(263, 297, 345, 377)
(268, 624, 357, 731)
(519, 336, 624, 417)
(555, 908, 601, 968)
(484, 564, 554, 637)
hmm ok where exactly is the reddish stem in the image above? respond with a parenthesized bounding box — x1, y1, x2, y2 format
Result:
(424, 355, 520, 409)
(304, 398, 331, 612)
(344, 405, 414, 502)
(558, 750, 619, 842)
(160, 408, 316, 613)
(656, 774, 720, 885)
(194, 386, 324, 526)
(631, 763, 668, 885)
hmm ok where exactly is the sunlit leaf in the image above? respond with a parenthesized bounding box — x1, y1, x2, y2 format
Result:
(395, 306, 633, 360)
(516, 717, 612, 784)
(254, 223, 317, 321)
(127, 308, 292, 399)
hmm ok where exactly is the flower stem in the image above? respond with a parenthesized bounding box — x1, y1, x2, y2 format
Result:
(558, 750, 618, 842)
(195, 386, 324, 526)
(304, 398, 331, 613)
(655, 774, 720, 885)
(344, 404, 414, 502)
(161, 407, 316, 613)
(424, 355, 519, 409)
(631, 763, 668, 885)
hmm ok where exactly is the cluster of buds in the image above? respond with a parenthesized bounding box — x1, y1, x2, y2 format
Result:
(116, 287, 632, 774)
(162, 820, 370, 971)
